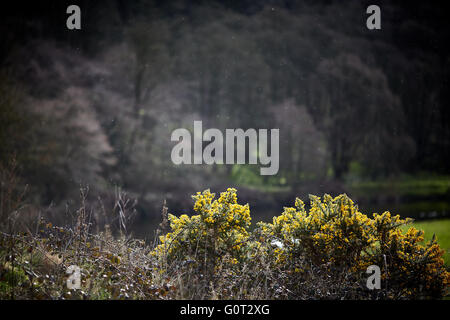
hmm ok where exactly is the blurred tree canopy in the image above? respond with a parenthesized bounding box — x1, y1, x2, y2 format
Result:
(0, 0, 449, 220)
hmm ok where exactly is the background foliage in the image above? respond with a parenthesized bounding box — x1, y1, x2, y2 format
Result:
(0, 1, 449, 242)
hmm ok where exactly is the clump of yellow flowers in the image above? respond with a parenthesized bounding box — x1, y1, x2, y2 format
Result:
(257, 194, 379, 268)
(152, 189, 449, 298)
(152, 188, 252, 271)
(257, 193, 449, 298)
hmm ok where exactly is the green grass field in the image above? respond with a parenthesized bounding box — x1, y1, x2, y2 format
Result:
(402, 219, 450, 266)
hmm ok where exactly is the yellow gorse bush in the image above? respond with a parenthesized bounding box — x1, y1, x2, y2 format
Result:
(257, 193, 449, 298)
(152, 188, 251, 269)
(258, 194, 379, 267)
(152, 189, 449, 298)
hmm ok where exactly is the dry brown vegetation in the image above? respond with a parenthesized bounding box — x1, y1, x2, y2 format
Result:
(0, 185, 448, 300)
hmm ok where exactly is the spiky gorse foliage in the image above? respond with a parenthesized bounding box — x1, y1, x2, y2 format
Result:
(1, 189, 448, 299)
(256, 194, 450, 298)
(152, 188, 252, 270)
(373, 219, 449, 298)
(152, 191, 449, 299)
(258, 194, 378, 267)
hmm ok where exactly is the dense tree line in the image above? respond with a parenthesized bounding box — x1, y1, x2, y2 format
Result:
(0, 0, 449, 222)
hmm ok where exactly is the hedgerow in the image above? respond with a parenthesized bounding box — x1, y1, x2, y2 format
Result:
(1, 188, 449, 299)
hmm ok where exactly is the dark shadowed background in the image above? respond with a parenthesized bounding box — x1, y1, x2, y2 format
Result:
(1, 0, 449, 239)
